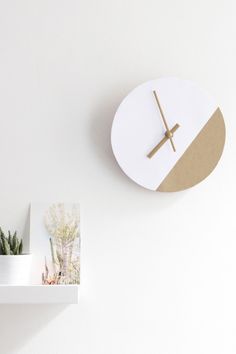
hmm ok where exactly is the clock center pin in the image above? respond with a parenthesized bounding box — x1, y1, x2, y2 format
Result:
(165, 131, 173, 139)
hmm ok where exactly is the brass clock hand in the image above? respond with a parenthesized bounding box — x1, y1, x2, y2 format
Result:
(153, 90, 176, 152)
(147, 123, 180, 158)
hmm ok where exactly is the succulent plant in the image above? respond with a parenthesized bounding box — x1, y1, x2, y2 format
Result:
(0, 228, 23, 255)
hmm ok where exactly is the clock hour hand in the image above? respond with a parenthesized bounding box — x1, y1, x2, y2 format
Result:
(147, 123, 180, 159)
(153, 90, 176, 152)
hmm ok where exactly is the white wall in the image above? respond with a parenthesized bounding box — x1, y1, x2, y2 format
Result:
(0, 0, 235, 353)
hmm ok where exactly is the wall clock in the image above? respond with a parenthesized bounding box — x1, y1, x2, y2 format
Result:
(111, 77, 226, 192)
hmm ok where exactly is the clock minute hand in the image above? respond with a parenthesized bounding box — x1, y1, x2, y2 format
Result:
(153, 90, 176, 152)
(147, 123, 180, 159)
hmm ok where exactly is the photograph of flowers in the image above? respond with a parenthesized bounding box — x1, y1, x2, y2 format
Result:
(30, 203, 80, 285)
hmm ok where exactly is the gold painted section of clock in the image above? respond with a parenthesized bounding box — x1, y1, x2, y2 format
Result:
(157, 108, 226, 192)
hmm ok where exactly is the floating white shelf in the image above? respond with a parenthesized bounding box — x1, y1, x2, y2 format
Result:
(0, 285, 80, 304)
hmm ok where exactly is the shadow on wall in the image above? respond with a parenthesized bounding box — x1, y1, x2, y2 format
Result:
(0, 304, 67, 354)
(89, 92, 122, 174)
(22, 207, 30, 254)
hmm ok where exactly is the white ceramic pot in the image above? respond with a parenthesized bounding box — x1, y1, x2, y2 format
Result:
(0, 255, 32, 285)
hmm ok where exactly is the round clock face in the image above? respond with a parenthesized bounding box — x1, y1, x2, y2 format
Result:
(111, 78, 226, 192)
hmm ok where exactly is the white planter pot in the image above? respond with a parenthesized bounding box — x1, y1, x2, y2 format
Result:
(0, 255, 32, 285)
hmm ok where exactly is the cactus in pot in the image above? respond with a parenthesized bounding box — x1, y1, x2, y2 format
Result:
(0, 228, 31, 285)
(0, 228, 23, 255)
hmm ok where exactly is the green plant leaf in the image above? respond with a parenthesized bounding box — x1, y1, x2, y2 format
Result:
(19, 239, 23, 255)
(8, 231, 12, 249)
(12, 233, 17, 252)
(2, 236, 10, 255)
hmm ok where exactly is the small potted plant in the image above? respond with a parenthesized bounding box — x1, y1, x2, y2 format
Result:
(0, 228, 32, 285)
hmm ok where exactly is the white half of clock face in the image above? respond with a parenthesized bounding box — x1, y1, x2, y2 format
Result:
(111, 77, 225, 192)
